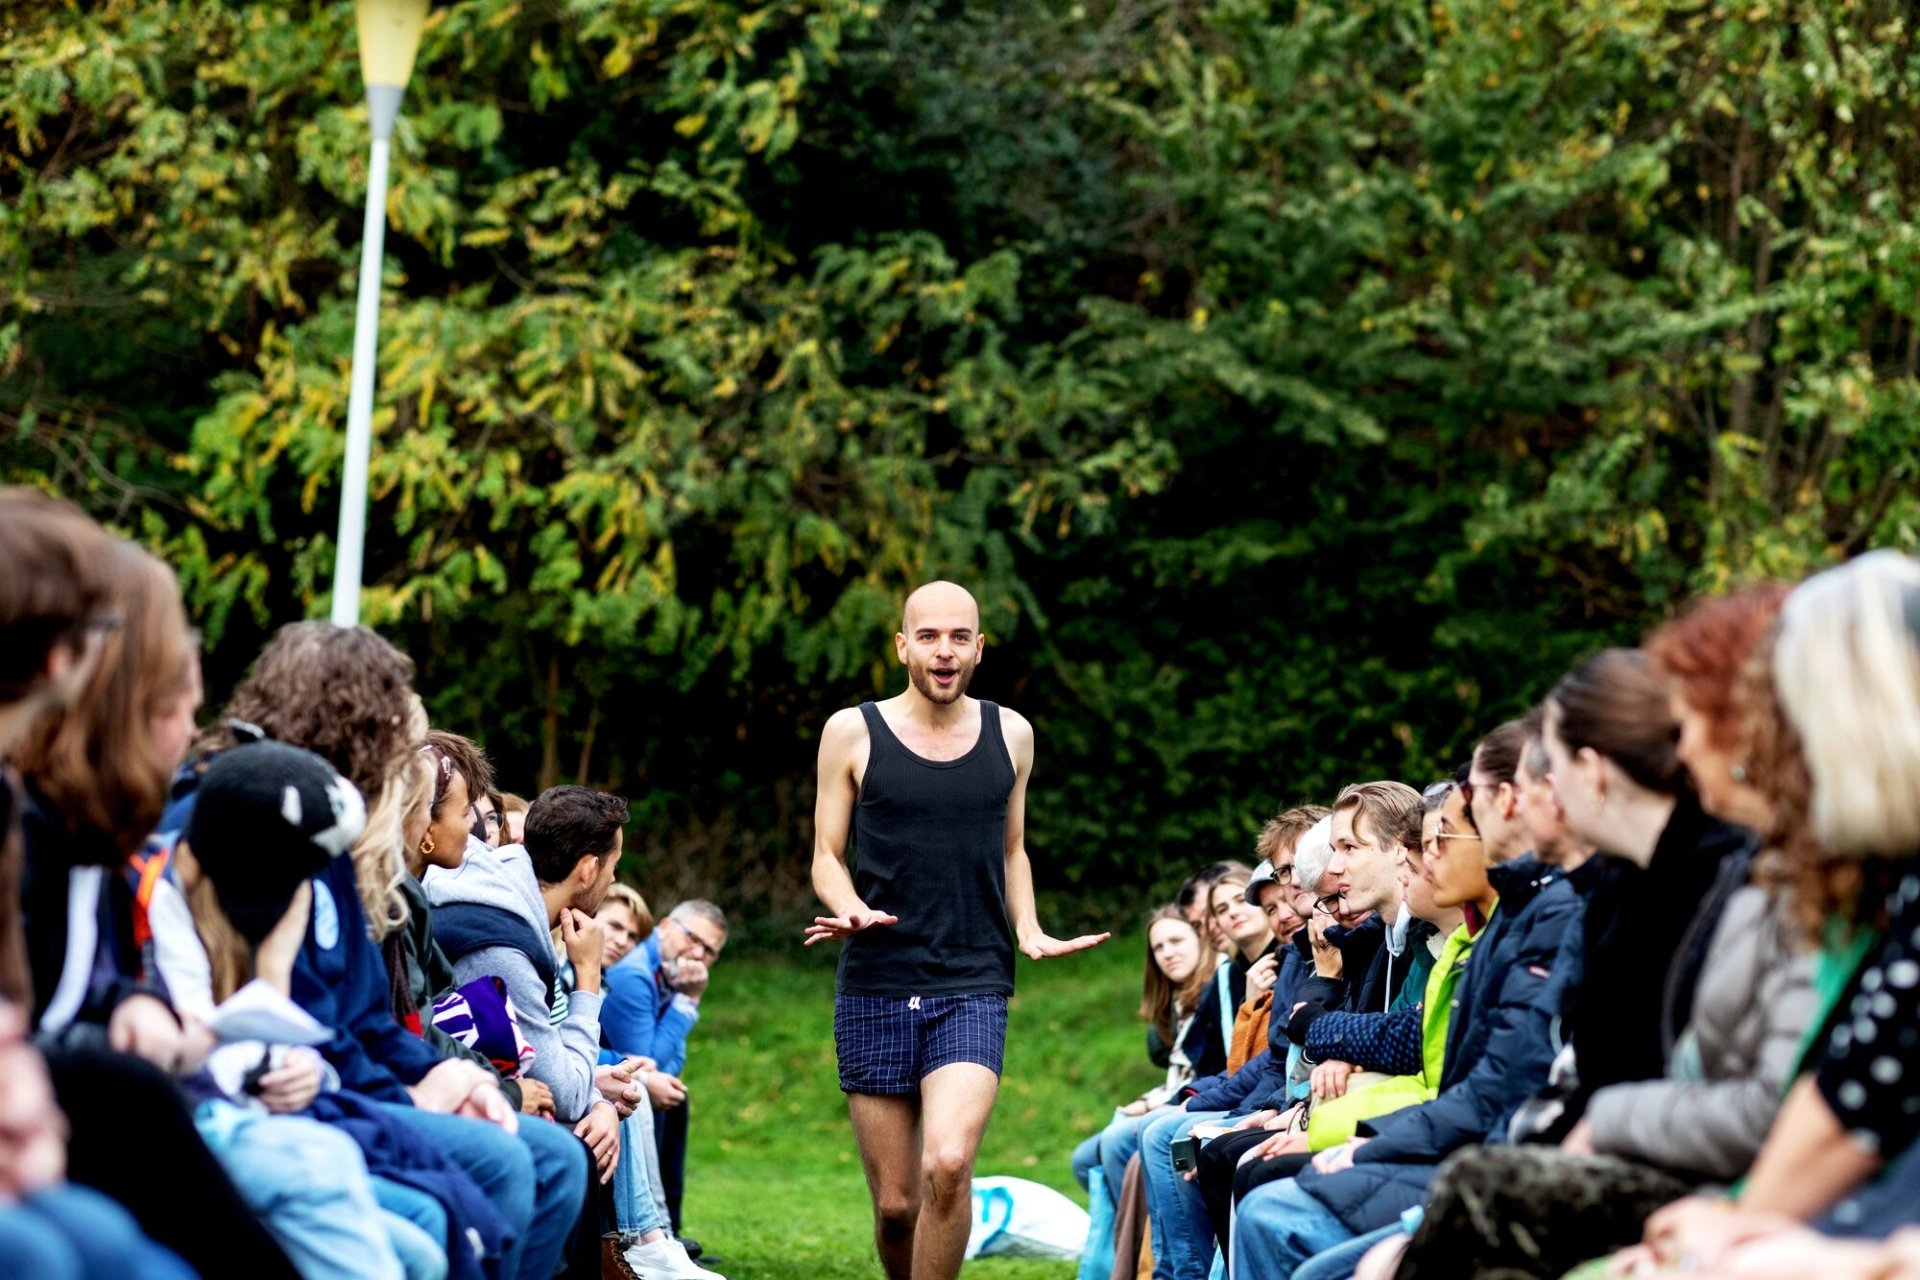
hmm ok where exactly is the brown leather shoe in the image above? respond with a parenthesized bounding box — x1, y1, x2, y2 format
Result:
(603, 1234, 642, 1280)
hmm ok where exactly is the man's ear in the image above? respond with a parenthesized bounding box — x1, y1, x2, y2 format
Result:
(1498, 781, 1520, 820)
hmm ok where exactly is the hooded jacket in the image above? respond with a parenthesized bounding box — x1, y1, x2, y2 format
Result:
(1296, 856, 1586, 1234)
(426, 844, 604, 1123)
(394, 874, 523, 1109)
(1583, 880, 1815, 1182)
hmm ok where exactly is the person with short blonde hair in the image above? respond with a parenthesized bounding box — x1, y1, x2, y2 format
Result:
(596, 883, 654, 968)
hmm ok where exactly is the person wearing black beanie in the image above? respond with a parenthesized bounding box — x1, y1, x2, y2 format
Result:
(184, 740, 365, 947)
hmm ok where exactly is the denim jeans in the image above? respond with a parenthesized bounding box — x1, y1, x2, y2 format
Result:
(1141, 1108, 1227, 1280)
(614, 1107, 665, 1236)
(1290, 1224, 1404, 1280)
(198, 1101, 408, 1280)
(377, 1102, 588, 1280)
(1072, 1130, 1103, 1189)
(1231, 1177, 1354, 1279)
(0, 1184, 197, 1280)
(371, 1176, 454, 1280)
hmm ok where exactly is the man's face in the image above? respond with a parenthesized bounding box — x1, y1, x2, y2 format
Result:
(1258, 889, 1304, 944)
(895, 599, 984, 706)
(598, 901, 642, 966)
(666, 914, 727, 966)
(1327, 805, 1399, 926)
(576, 829, 624, 913)
(1269, 842, 1317, 927)
(1185, 894, 1227, 951)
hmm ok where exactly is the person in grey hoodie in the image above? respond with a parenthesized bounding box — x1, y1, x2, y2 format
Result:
(427, 786, 721, 1280)
(425, 787, 624, 1159)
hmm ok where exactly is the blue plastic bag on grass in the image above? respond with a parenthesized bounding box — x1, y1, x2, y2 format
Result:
(966, 1176, 1091, 1261)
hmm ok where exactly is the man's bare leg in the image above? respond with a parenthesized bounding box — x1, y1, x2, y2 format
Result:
(913, 1063, 1001, 1280)
(850, 1092, 923, 1280)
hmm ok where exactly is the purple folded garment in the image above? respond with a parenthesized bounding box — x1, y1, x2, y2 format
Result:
(431, 975, 535, 1078)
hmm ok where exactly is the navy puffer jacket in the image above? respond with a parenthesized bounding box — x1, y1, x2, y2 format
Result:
(1295, 856, 1587, 1234)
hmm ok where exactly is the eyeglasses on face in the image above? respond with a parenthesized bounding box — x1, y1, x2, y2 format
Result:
(671, 917, 726, 960)
(1313, 892, 1344, 917)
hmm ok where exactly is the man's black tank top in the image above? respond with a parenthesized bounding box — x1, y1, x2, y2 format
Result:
(835, 700, 1018, 997)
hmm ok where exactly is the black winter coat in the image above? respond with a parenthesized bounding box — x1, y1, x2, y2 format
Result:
(1555, 794, 1754, 1109)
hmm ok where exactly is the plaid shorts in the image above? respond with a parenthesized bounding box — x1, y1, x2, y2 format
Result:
(834, 993, 1010, 1096)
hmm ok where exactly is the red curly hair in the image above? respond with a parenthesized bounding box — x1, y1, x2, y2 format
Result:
(1644, 583, 1792, 749)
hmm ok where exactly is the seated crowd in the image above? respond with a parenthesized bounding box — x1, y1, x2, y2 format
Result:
(1074, 552, 1920, 1279)
(0, 488, 733, 1280)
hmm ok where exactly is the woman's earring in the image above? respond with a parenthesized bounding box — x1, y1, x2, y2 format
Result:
(419, 833, 435, 857)
(1730, 763, 1749, 783)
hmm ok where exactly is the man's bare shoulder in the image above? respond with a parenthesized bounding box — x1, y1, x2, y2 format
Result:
(818, 705, 871, 754)
(995, 704, 1035, 750)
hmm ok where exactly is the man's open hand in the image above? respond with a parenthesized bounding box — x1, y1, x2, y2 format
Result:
(804, 910, 899, 946)
(1019, 932, 1111, 960)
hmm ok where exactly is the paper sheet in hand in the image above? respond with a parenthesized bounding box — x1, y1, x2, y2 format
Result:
(206, 979, 332, 1046)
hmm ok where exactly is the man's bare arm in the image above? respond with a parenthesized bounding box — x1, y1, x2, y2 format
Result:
(805, 708, 897, 946)
(1000, 709, 1108, 960)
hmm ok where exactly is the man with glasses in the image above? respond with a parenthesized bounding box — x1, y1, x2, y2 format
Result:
(604, 900, 730, 1246)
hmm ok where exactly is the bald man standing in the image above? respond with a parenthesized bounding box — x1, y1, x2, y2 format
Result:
(807, 581, 1108, 1280)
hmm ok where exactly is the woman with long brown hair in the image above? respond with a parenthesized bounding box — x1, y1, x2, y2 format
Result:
(8, 539, 301, 1279)
(14, 538, 199, 1053)
(1071, 905, 1219, 1200)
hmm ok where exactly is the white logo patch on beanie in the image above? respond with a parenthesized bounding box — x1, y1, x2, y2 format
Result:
(312, 776, 366, 857)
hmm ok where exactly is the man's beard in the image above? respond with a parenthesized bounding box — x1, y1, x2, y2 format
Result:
(908, 658, 974, 704)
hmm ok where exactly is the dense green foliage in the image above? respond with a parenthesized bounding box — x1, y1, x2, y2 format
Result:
(6, 0, 1918, 914)
(683, 934, 1145, 1276)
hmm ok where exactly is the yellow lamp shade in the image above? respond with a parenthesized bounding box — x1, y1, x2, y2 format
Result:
(356, 0, 429, 89)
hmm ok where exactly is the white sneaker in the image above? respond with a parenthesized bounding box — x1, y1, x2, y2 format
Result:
(624, 1236, 726, 1280)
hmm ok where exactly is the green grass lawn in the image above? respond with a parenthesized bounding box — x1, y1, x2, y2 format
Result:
(679, 932, 1155, 1279)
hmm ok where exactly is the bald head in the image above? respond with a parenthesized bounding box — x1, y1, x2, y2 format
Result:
(902, 580, 980, 634)
(896, 581, 985, 706)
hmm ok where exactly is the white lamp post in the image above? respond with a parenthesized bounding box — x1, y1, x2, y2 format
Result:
(330, 0, 429, 627)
